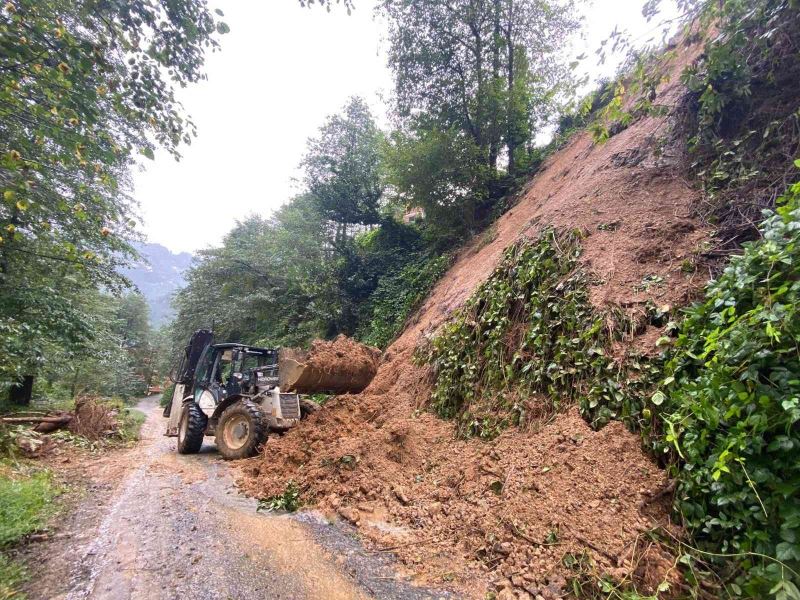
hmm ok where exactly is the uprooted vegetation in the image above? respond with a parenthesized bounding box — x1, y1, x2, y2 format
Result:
(238, 3, 800, 597)
(0, 398, 146, 456)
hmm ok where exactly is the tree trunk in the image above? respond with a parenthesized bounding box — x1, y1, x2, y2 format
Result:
(70, 368, 80, 399)
(9, 375, 34, 406)
(489, 0, 502, 171)
(505, 3, 517, 176)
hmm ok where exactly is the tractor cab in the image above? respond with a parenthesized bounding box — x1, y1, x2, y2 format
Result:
(192, 343, 278, 417)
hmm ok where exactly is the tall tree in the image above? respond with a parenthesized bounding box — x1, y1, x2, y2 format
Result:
(302, 97, 385, 244)
(0, 0, 227, 386)
(380, 0, 579, 176)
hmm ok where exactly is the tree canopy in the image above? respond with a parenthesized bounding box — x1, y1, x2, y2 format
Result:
(0, 0, 226, 392)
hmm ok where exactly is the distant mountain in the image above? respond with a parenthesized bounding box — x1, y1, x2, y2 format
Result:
(121, 242, 193, 326)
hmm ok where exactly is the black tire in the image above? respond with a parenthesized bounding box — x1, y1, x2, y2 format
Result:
(177, 402, 207, 454)
(215, 400, 267, 460)
(299, 398, 320, 419)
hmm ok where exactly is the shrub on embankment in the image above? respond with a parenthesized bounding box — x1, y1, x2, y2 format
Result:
(654, 176, 800, 598)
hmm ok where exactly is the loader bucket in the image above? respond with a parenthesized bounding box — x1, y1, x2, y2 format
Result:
(278, 336, 380, 395)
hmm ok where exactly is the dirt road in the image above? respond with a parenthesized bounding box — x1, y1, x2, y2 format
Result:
(22, 397, 449, 600)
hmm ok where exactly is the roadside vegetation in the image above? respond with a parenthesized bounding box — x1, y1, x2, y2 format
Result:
(0, 458, 62, 598)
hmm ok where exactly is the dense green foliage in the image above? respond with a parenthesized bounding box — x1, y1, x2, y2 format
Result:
(679, 0, 800, 246)
(28, 291, 160, 402)
(415, 228, 666, 440)
(170, 98, 447, 351)
(0, 0, 225, 397)
(418, 230, 598, 437)
(380, 0, 580, 241)
(357, 253, 452, 348)
(655, 177, 800, 597)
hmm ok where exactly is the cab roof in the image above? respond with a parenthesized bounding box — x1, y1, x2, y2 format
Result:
(211, 343, 276, 355)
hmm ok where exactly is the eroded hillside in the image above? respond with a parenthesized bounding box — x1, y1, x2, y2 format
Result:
(241, 36, 713, 598)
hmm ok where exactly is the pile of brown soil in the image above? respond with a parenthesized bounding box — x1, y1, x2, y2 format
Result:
(241, 37, 707, 598)
(280, 335, 381, 394)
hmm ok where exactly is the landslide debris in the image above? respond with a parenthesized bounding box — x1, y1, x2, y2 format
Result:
(241, 36, 708, 599)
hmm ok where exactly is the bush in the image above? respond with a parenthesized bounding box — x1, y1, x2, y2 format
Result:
(160, 384, 175, 409)
(659, 177, 800, 597)
(358, 253, 452, 348)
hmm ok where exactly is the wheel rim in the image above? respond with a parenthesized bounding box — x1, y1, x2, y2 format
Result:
(222, 414, 251, 451)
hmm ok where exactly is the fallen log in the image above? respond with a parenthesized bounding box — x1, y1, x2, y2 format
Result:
(1, 414, 73, 434)
(0, 415, 72, 425)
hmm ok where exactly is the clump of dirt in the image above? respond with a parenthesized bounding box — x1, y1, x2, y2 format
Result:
(280, 335, 381, 394)
(68, 398, 119, 441)
(241, 36, 708, 598)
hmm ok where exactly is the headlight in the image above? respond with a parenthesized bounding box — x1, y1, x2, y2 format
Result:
(197, 391, 216, 417)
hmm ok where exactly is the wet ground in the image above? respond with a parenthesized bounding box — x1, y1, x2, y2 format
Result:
(22, 397, 450, 600)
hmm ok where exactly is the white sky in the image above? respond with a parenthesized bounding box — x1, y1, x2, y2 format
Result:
(133, 0, 679, 254)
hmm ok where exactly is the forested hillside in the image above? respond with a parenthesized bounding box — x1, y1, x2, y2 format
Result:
(169, 1, 581, 353)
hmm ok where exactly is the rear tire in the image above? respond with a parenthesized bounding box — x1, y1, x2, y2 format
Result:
(177, 402, 207, 454)
(215, 400, 267, 460)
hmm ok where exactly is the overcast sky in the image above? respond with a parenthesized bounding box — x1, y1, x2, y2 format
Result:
(133, 0, 678, 254)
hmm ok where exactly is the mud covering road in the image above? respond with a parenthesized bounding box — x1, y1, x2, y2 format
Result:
(22, 397, 450, 600)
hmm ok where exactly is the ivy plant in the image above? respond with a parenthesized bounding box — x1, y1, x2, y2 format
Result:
(658, 174, 800, 598)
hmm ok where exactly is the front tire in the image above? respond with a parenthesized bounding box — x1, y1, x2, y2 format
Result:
(177, 402, 207, 454)
(215, 400, 267, 460)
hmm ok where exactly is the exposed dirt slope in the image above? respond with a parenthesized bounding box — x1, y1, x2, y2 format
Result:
(241, 38, 708, 599)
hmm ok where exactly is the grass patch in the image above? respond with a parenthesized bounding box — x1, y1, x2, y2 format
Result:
(0, 462, 62, 599)
(0, 553, 26, 599)
(0, 467, 61, 546)
(118, 408, 146, 444)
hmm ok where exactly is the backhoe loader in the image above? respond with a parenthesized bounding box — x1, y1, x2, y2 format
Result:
(164, 329, 374, 459)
